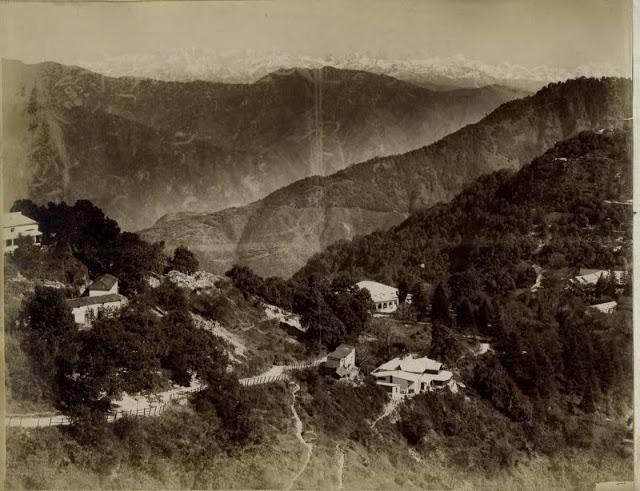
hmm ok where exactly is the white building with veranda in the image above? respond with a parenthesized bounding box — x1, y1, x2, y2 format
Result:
(3, 212, 43, 253)
(356, 280, 400, 313)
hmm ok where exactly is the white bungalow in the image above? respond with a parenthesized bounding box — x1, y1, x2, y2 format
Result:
(356, 280, 400, 313)
(372, 355, 452, 399)
(3, 212, 43, 253)
(67, 274, 126, 327)
(67, 294, 127, 327)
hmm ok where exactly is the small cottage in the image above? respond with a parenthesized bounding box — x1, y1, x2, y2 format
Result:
(67, 293, 127, 327)
(323, 344, 358, 379)
(67, 274, 126, 327)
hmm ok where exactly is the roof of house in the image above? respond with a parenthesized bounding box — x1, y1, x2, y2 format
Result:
(589, 301, 618, 313)
(328, 344, 355, 359)
(356, 280, 398, 303)
(67, 293, 127, 309)
(3, 212, 38, 229)
(572, 270, 624, 286)
(375, 355, 442, 374)
(373, 369, 422, 383)
(372, 368, 452, 385)
(87, 274, 118, 291)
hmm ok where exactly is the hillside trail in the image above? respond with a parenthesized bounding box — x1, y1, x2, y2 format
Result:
(335, 443, 345, 490)
(286, 383, 313, 491)
(370, 398, 399, 434)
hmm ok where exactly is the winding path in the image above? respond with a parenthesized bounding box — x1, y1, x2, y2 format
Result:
(371, 399, 399, 430)
(286, 383, 314, 491)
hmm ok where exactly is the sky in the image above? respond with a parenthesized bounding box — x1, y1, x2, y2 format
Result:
(0, 0, 632, 73)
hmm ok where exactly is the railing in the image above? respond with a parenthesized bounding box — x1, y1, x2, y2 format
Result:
(6, 386, 202, 428)
(239, 373, 289, 387)
(238, 358, 325, 388)
(7, 360, 325, 426)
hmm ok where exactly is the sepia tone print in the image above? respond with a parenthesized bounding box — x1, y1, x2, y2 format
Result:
(0, 1, 633, 489)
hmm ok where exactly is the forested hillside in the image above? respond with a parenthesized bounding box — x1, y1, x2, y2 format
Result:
(5, 131, 633, 489)
(295, 129, 632, 286)
(142, 77, 631, 277)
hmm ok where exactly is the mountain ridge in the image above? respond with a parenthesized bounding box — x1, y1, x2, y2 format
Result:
(78, 49, 629, 91)
(2, 59, 525, 230)
(140, 77, 631, 277)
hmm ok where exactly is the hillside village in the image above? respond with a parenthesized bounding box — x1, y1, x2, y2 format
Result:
(2, 129, 633, 489)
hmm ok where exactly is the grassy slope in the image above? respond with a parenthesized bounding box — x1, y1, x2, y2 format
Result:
(6, 391, 631, 490)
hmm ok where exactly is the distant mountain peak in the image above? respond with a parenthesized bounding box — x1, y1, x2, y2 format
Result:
(77, 49, 630, 91)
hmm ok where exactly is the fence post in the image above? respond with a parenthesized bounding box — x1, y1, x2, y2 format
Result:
(49, 417, 52, 427)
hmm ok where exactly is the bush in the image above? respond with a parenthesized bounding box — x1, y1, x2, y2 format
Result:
(166, 246, 199, 275)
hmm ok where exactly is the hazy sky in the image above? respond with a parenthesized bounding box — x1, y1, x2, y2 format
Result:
(0, 0, 632, 72)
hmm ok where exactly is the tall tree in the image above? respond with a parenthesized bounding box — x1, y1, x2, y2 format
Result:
(166, 245, 199, 275)
(431, 283, 452, 326)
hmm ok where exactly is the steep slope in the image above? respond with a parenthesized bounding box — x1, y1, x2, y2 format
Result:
(141, 78, 631, 277)
(293, 129, 632, 285)
(2, 60, 524, 230)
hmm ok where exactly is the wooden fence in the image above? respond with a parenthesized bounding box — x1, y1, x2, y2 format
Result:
(6, 387, 201, 428)
(238, 358, 325, 387)
(7, 359, 324, 427)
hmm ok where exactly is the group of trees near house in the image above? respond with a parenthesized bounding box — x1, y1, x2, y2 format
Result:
(294, 130, 631, 294)
(226, 266, 373, 350)
(394, 285, 632, 474)
(8, 275, 277, 466)
(9, 199, 199, 295)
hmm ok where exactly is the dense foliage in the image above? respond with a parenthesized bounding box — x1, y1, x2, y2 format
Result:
(294, 130, 631, 288)
(10, 199, 167, 295)
(226, 266, 373, 350)
(166, 245, 199, 275)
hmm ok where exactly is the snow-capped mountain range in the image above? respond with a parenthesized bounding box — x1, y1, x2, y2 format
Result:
(80, 49, 628, 91)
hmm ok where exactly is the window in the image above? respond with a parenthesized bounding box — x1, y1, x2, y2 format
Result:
(6, 239, 11, 246)
(35, 235, 41, 243)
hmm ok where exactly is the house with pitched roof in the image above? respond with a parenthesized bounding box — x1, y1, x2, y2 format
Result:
(3, 212, 43, 253)
(86, 274, 119, 297)
(356, 280, 400, 313)
(67, 274, 126, 327)
(323, 344, 358, 379)
(372, 354, 452, 399)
